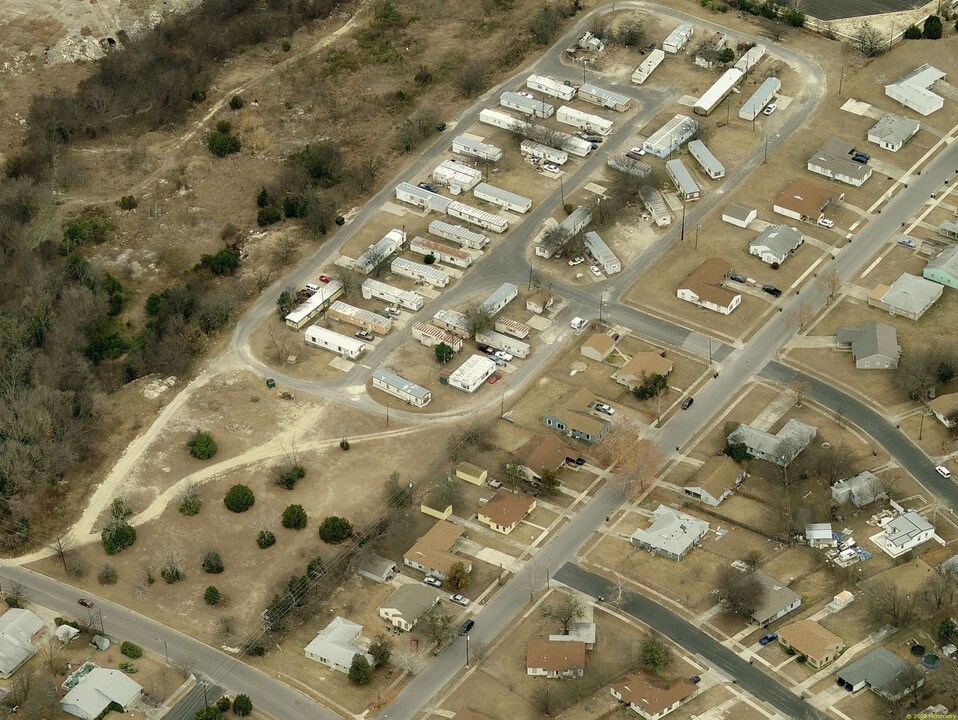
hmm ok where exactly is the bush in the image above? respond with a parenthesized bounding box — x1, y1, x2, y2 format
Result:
(229, 95, 244, 110)
(563, 203, 574, 215)
(188, 432, 218, 459)
(632, 373, 668, 400)
(723, 442, 752, 463)
(224, 484, 255, 513)
(208, 131, 242, 157)
(180, 491, 202, 516)
(256, 187, 274, 208)
(216, 120, 232, 134)
(319, 516, 353, 544)
(117, 195, 138, 210)
(204, 586, 223, 605)
(257, 205, 282, 227)
(203, 550, 224, 574)
(924, 14, 943, 39)
(195, 708, 221, 720)
(904, 24, 923, 39)
(233, 695, 253, 716)
(257, 530, 276, 548)
(435, 342, 454, 365)
(161, 562, 183, 584)
(348, 654, 373, 684)
(216, 696, 231, 712)
(282, 40, 292, 51)
(119, 661, 138, 673)
(121, 641, 143, 659)
(199, 246, 241, 276)
(102, 521, 137, 555)
(423, 253, 436, 265)
(306, 556, 325, 578)
(282, 504, 308, 530)
(340, 439, 350, 451)
(98, 564, 118, 585)
(276, 464, 306, 490)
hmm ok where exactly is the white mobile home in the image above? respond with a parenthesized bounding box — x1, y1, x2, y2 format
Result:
(475, 329, 530, 358)
(577, 83, 630, 112)
(433, 309, 471, 338)
(693, 68, 743, 116)
(447, 355, 497, 393)
(584, 231, 621, 274)
(734, 44, 766, 73)
(395, 182, 453, 213)
(666, 159, 701, 200)
(495, 317, 531, 339)
(561, 206, 593, 236)
(412, 322, 463, 352)
(327, 301, 392, 335)
(556, 131, 594, 157)
(479, 283, 518, 316)
(556, 106, 613, 136)
(663, 23, 693, 54)
(390, 257, 450, 288)
(885, 64, 945, 116)
(371, 369, 431, 407)
(452, 136, 503, 162)
(284, 280, 344, 329)
(409, 236, 474, 268)
(474, 183, 532, 213)
(428, 219, 489, 249)
(520, 139, 568, 165)
(526, 75, 576, 101)
(739, 77, 781, 121)
(479, 108, 522, 132)
(304, 326, 365, 359)
(688, 140, 725, 179)
(632, 49, 665, 84)
(643, 115, 698, 158)
(447, 201, 509, 233)
(354, 229, 406, 274)
(639, 187, 672, 227)
(500, 92, 554, 118)
(432, 160, 482, 191)
(361, 279, 424, 311)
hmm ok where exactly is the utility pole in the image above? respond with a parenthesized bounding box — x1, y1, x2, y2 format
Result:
(546, 560, 551, 589)
(465, 634, 470, 666)
(528, 265, 534, 291)
(500, 393, 504, 419)
(560, 175, 565, 205)
(694, 223, 699, 251)
(680, 203, 686, 241)
(838, 65, 846, 95)
(919, 410, 926, 440)
(764, 135, 769, 164)
(385, 402, 390, 427)
(155, 638, 169, 664)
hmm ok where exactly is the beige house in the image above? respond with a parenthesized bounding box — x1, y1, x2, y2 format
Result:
(580, 333, 616, 362)
(526, 639, 586, 678)
(614, 352, 674, 389)
(378, 584, 440, 632)
(516, 434, 573, 482)
(403, 520, 472, 579)
(683, 456, 745, 506)
(478, 492, 536, 535)
(455, 462, 487, 485)
(611, 670, 698, 720)
(777, 620, 845, 669)
(929, 392, 958, 428)
(526, 291, 555, 314)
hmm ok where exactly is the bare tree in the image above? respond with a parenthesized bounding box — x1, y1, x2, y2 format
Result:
(787, 302, 814, 332)
(49, 535, 74, 573)
(463, 304, 493, 338)
(716, 565, 764, 617)
(600, 421, 663, 500)
(272, 235, 299, 267)
(855, 20, 885, 57)
(532, 684, 560, 716)
(808, 440, 856, 485)
(542, 594, 585, 634)
(454, 59, 488, 98)
(789, 379, 811, 408)
(922, 572, 956, 612)
(864, 579, 921, 626)
(821, 270, 841, 304)
(336, 267, 361, 298)
(38, 638, 60, 674)
(937, 655, 958, 707)
(266, 324, 293, 363)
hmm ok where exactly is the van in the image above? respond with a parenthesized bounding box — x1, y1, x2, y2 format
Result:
(570, 317, 587, 330)
(459, 619, 475, 636)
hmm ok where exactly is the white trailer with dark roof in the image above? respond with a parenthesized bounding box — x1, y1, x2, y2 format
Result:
(428, 220, 489, 249)
(452, 136, 503, 162)
(474, 183, 532, 213)
(584, 231, 621, 274)
(688, 140, 725, 179)
(520, 139, 568, 165)
(372, 369, 431, 407)
(328, 301, 392, 336)
(361, 279, 424, 311)
(479, 108, 522, 132)
(632, 49, 665, 84)
(500, 92, 554, 118)
(526, 75, 576, 101)
(666, 160, 701, 200)
(556, 106, 613, 136)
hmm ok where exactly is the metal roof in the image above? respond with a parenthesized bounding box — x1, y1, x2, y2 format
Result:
(805, 523, 833, 540)
(739, 76, 781, 120)
(885, 64, 945, 116)
(694, 68, 743, 113)
(644, 115, 698, 155)
(433, 309, 471, 333)
(664, 22, 693, 47)
(884, 511, 934, 547)
(452, 135, 503, 159)
(584, 231, 619, 268)
(284, 280, 344, 325)
(429, 219, 488, 246)
(578, 83, 630, 108)
(479, 283, 518, 314)
(501, 91, 554, 115)
(474, 182, 532, 210)
(837, 648, 917, 695)
(749, 224, 804, 261)
(868, 113, 920, 145)
(879, 273, 943, 315)
(666, 159, 700, 196)
(391, 257, 450, 283)
(362, 279, 422, 305)
(688, 140, 725, 177)
(734, 44, 766, 72)
(630, 504, 709, 558)
(449, 354, 497, 387)
(395, 182, 453, 210)
(372, 369, 431, 400)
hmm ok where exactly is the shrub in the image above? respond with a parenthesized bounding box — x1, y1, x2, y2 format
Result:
(180, 491, 202, 516)
(199, 247, 241, 276)
(117, 195, 138, 210)
(257, 530, 276, 548)
(216, 696, 231, 712)
(276, 464, 306, 490)
(447, 562, 469, 591)
(102, 521, 137, 555)
(229, 95, 244, 110)
(282, 504, 308, 530)
(257, 205, 282, 227)
(306, 556, 325, 578)
(195, 708, 221, 720)
(339, 439, 350, 451)
(208, 131, 241, 157)
(161, 562, 183, 584)
(119, 661, 138, 673)
(204, 586, 223, 605)
(924, 14, 943, 39)
(216, 120, 232, 134)
(904, 24, 923, 39)
(283, 194, 310, 219)
(434, 342, 454, 365)
(256, 187, 274, 208)
(202, 550, 224, 574)
(319, 516, 353, 544)
(98, 564, 118, 585)
(723, 442, 752, 463)
(563, 203, 574, 215)
(632, 373, 668, 400)
(423, 253, 436, 265)
(188, 432, 218, 459)
(121, 641, 143, 659)
(282, 40, 292, 51)
(233, 694, 253, 716)
(224, 484, 255, 513)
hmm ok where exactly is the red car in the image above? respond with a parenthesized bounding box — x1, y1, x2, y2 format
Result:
(78, 599, 94, 608)
(487, 372, 502, 384)
(318, 275, 331, 283)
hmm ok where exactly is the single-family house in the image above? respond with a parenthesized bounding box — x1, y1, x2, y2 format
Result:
(477, 491, 536, 535)
(526, 639, 586, 678)
(630, 505, 710, 561)
(356, 554, 398, 584)
(923, 245, 958, 289)
(0, 609, 46, 678)
(777, 620, 845, 669)
(837, 648, 924, 700)
(868, 273, 943, 320)
(677, 258, 741, 315)
(868, 113, 920, 152)
(305, 617, 373, 673)
(378, 585, 440, 632)
(749, 224, 804, 266)
(727, 419, 817, 466)
(836, 323, 900, 369)
(527, 292, 555, 315)
(929, 392, 958, 428)
(611, 670, 699, 720)
(516, 434, 574, 482)
(60, 667, 142, 720)
(549, 622, 596, 651)
(773, 180, 843, 223)
(722, 203, 756, 228)
(832, 471, 884, 508)
(403, 520, 471, 579)
(542, 388, 611, 444)
(456, 462, 487, 486)
(807, 139, 873, 187)
(683, 456, 745, 506)
(751, 571, 802, 626)
(580, 333, 616, 362)
(613, 352, 674, 390)
(873, 511, 935, 558)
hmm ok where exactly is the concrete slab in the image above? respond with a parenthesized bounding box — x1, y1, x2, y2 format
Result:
(329, 356, 355, 372)
(526, 315, 552, 331)
(381, 201, 414, 217)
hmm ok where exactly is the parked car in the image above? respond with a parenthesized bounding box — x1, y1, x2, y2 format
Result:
(459, 619, 475, 635)
(729, 273, 747, 283)
(305, 283, 320, 293)
(574, 130, 590, 140)
(848, 149, 870, 161)
(851, 154, 869, 164)
(681, 397, 694, 410)
(518, 91, 534, 99)
(418, 182, 439, 193)
(689, 676, 701, 685)
(568, 256, 585, 267)
(570, 317, 588, 330)
(78, 599, 94, 608)
(898, 237, 918, 248)
(589, 265, 603, 278)
(487, 372, 502, 384)
(354, 330, 374, 341)
(762, 284, 783, 298)
(759, 632, 779, 645)
(450, 594, 470, 607)
(495, 350, 514, 362)
(318, 275, 331, 283)
(594, 403, 615, 416)
(487, 355, 507, 367)
(488, 479, 503, 488)
(629, 146, 647, 156)
(936, 466, 953, 479)
(436, 122, 447, 132)
(585, 136, 603, 144)
(423, 577, 442, 588)
(818, 217, 835, 228)
(575, 457, 586, 466)
(544, 163, 560, 173)
(335, 216, 346, 226)
(384, 305, 401, 316)
(762, 103, 777, 116)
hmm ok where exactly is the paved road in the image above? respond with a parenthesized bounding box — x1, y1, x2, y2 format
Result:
(555, 563, 827, 720)
(165, 681, 223, 720)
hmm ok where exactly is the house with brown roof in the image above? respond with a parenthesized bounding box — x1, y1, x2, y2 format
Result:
(773, 179, 844, 223)
(403, 520, 472, 580)
(478, 492, 536, 535)
(580, 333, 616, 362)
(683, 456, 745, 506)
(526, 291, 555, 315)
(614, 353, 674, 390)
(777, 620, 845, 669)
(611, 670, 699, 720)
(676, 258, 741, 315)
(929, 392, 958, 428)
(543, 388, 611, 444)
(526, 639, 586, 678)
(515, 434, 573, 482)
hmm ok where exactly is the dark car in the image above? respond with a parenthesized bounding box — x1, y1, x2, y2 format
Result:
(759, 632, 779, 645)
(689, 676, 701, 685)
(459, 619, 475, 636)
(436, 122, 447, 132)
(575, 457, 585, 466)
(585, 136, 603, 144)
(418, 182, 439, 193)
(729, 273, 747, 283)
(78, 599, 94, 608)
(566, 456, 578, 465)
(762, 284, 782, 298)
(681, 397, 694, 410)
(335, 215, 346, 226)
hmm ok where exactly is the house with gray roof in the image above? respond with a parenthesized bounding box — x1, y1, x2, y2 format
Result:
(60, 667, 142, 719)
(688, 140, 725, 179)
(807, 139, 873, 187)
(749, 224, 804, 266)
(727, 419, 816, 467)
(836, 322, 900, 369)
(751, 571, 802, 626)
(924, 245, 958, 289)
(379, 584, 440, 632)
(305, 617, 373, 673)
(630, 505, 709, 561)
(666, 159, 700, 200)
(885, 64, 945, 116)
(868, 273, 943, 320)
(356, 554, 398, 584)
(832, 471, 884, 508)
(836, 647, 923, 700)
(0, 609, 45, 678)
(868, 113, 920, 152)
(873, 511, 936, 558)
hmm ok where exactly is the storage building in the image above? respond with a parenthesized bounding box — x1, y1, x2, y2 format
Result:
(734, 44, 766, 73)
(432, 159, 482, 192)
(284, 280, 344, 329)
(526, 75, 577, 101)
(688, 140, 725, 179)
(632, 49, 665, 84)
(666, 159, 701, 200)
(479, 283, 518, 316)
(412, 322, 463, 352)
(327, 301, 392, 335)
(520, 139, 568, 165)
(556, 106, 613, 136)
(867, 113, 920, 152)
(479, 108, 523, 132)
(354, 229, 405, 274)
(474, 183, 532, 213)
(371, 369, 431, 407)
(722, 203, 757, 228)
(447, 201, 510, 233)
(584, 231, 621, 274)
(361, 279, 424, 311)
(447, 355, 497, 393)
(663, 22, 693, 54)
(395, 182, 453, 213)
(428, 219, 489, 249)
(885, 64, 945, 116)
(304, 325, 365, 359)
(578, 83, 630, 112)
(409, 236, 473, 268)
(495, 317, 531, 339)
(693, 68, 743, 116)
(475, 329, 530, 358)
(607, 154, 652, 178)
(390, 257, 451, 288)
(739, 77, 780, 121)
(452, 135, 503, 162)
(433, 309, 471, 338)
(807, 139, 873, 187)
(643, 115, 698, 158)
(500, 91, 554, 118)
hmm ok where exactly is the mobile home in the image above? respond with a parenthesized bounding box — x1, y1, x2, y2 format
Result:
(526, 75, 576, 101)
(556, 106, 613, 136)
(304, 325, 365, 359)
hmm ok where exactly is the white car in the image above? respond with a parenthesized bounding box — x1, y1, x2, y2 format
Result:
(544, 163, 560, 173)
(763, 103, 777, 116)
(629, 146, 646, 156)
(936, 466, 953, 479)
(568, 256, 585, 266)
(384, 305, 401, 316)
(818, 217, 835, 228)
(589, 265, 603, 278)
(449, 594, 470, 607)
(423, 577, 442, 588)
(594, 403, 615, 416)
(518, 91, 534, 99)
(495, 350, 514, 362)
(570, 317, 587, 330)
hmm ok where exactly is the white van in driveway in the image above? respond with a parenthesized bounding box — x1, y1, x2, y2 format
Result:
(570, 317, 587, 330)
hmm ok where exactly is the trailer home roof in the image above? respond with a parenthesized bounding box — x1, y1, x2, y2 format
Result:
(429, 220, 489, 247)
(501, 91, 554, 115)
(372, 369, 431, 402)
(688, 140, 725, 178)
(578, 83, 630, 109)
(285, 280, 344, 326)
(391, 257, 450, 283)
(666, 159, 700, 196)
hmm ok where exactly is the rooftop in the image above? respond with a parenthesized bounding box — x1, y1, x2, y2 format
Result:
(929, 392, 958, 418)
(837, 647, 918, 696)
(615, 352, 674, 383)
(516, 434, 572, 477)
(778, 620, 843, 660)
(869, 113, 920, 144)
(612, 670, 698, 716)
(372, 369, 431, 401)
(581, 332, 616, 357)
(926, 245, 958, 278)
(752, 571, 802, 624)
(479, 491, 536, 528)
(874, 273, 943, 316)
(750, 224, 804, 259)
(728, 419, 817, 466)
(380, 584, 439, 622)
(723, 203, 756, 222)
(631, 504, 710, 557)
(689, 455, 744, 499)
(526, 639, 587, 672)
(774, 179, 839, 218)
(679, 257, 739, 309)
(884, 511, 934, 548)
(836, 322, 900, 362)
(404, 520, 464, 575)
(807, 138, 873, 183)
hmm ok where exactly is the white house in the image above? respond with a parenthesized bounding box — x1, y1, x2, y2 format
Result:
(304, 325, 365, 360)
(378, 584, 440, 632)
(630, 505, 709, 561)
(872, 510, 936, 558)
(611, 671, 699, 720)
(447, 355, 497, 393)
(305, 617, 373, 673)
(748, 224, 804, 266)
(677, 258, 740, 315)
(868, 113, 920, 152)
(61, 666, 143, 720)
(371, 369, 431, 407)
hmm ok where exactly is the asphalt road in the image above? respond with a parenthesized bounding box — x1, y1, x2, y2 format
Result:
(554, 563, 827, 720)
(165, 681, 223, 720)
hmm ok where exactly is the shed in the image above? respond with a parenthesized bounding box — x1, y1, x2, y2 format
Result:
(580, 333, 616, 362)
(722, 203, 756, 228)
(356, 554, 398, 583)
(456, 462, 487, 486)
